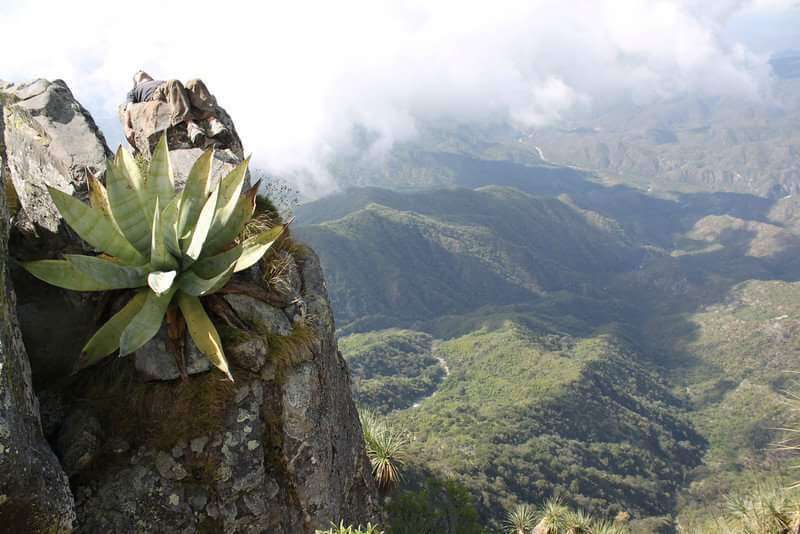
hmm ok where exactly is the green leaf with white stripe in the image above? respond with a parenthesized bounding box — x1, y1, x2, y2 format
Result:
(146, 133, 176, 212)
(87, 175, 123, 236)
(149, 198, 178, 271)
(66, 254, 148, 288)
(202, 182, 258, 256)
(48, 187, 145, 265)
(106, 154, 150, 255)
(22, 260, 118, 291)
(234, 224, 286, 273)
(178, 264, 235, 296)
(182, 183, 220, 262)
(177, 292, 233, 381)
(119, 286, 177, 356)
(190, 243, 243, 278)
(209, 157, 249, 238)
(160, 193, 182, 257)
(177, 148, 213, 240)
(78, 289, 148, 369)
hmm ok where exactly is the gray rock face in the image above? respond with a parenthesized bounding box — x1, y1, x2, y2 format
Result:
(1, 79, 108, 384)
(0, 100, 75, 531)
(134, 328, 213, 381)
(1, 79, 111, 235)
(71, 247, 380, 533)
(2, 78, 379, 532)
(224, 293, 293, 336)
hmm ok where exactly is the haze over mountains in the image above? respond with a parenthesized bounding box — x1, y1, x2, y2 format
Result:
(294, 52, 800, 529)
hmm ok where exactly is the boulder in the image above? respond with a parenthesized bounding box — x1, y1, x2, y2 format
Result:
(1, 79, 108, 383)
(1, 79, 111, 236)
(0, 100, 75, 531)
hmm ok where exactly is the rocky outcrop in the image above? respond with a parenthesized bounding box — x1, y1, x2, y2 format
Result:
(122, 83, 244, 161)
(1, 79, 111, 236)
(70, 246, 379, 533)
(0, 93, 76, 531)
(1, 79, 107, 385)
(1, 78, 379, 532)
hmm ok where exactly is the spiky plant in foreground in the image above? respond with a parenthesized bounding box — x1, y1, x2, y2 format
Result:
(315, 521, 383, 534)
(504, 503, 538, 534)
(22, 136, 287, 379)
(591, 521, 629, 534)
(534, 498, 570, 534)
(724, 485, 800, 534)
(564, 509, 594, 534)
(359, 409, 409, 491)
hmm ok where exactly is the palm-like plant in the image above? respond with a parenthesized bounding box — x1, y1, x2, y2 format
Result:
(315, 522, 383, 534)
(725, 485, 799, 534)
(564, 509, 593, 534)
(534, 498, 570, 534)
(590, 521, 628, 534)
(359, 409, 409, 491)
(22, 136, 286, 379)
(504, 503, 538, 534)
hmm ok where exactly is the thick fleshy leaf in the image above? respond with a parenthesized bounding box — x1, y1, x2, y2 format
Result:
(177, 264, 235, 296)
(234, 224, 286, 273)
(209, 157, 249, 238)
(66, 254, 148, 288)
(176, 292, 233, 381)
(78, 290, 148, 369)
(191, 243, 243, 278)
(147, 271, 177, 295)
(177, 148, 213, 239)
(119, 287, 177, 356)
(87, 175, 124, 235)
(202, 182, 258, 256)
(149, 199, 178, 270)
(182, 183, 220, 261)
(106, 153, 151, 254)
(22, 260, 118, 291)
(48, 187, 145, 265)
(160, 194, 182, 257)
(146, 133, 176, 213)
(117, 144, 157, 229)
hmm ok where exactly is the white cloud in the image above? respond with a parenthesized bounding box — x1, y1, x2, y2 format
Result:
(0, 0, 794, 195)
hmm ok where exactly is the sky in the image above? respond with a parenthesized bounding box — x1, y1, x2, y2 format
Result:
(1, 0, 798, 195)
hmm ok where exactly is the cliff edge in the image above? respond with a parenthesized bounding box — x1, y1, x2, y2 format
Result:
(0, 78, 379, 533)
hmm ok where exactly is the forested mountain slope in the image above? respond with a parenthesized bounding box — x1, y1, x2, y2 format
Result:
(298, 105, 800, 529)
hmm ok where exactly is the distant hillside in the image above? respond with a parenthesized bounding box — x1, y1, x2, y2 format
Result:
(304, 124, 800, 528)
(340, 329, 444, 414)
(380, 324, 703, 528)
(296, 186, 642, 331)
(638, 279, 800, 524)
(529, 78, 800, 198)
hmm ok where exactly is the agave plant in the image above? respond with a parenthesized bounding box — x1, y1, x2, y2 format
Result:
(504, 503, 538, 534)
(22, 136, 286, 380)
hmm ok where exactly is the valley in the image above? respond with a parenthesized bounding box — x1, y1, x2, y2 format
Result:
(295, 86, 800, 529)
